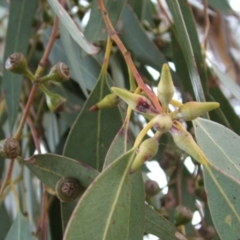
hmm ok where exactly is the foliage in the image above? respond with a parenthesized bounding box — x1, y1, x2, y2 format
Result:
(0, 0, 239, 239)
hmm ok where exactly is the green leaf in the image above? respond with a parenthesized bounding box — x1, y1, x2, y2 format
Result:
(63, 75, 123, 171)
(208, 0, 232, 14)
(61, 201, 78, 231)
(203, 164, 240, 239)
(104, 121, 145, 240)
(53, 84, 84, 127)
(42, 28, 100, 92)
(144, 205, 187, 240)
(177, 0, 208, 94)
(193, 118, 240, 183)
(59, 23, 88, 96)
(119, 5, 166, 72)
(63, 148, 137, 240)
(2, 0, 38, 128)
(212, 63, 240, 102)
(0, 203, 11, 240)
(24, 153, 99, 190)
(171, 28, 193, 98)
(141, 0, 157, 27)
(5, 212, 34, 240)
(104, 121, 131, 167)
(84, 0, 127, 43)
(193, 118, 240, 239)
(127, 0, 144, 20)
(166, 0, 205, 102)
(47, 0, 99, 54)
(127, 170, 145, 240)
(208, 86, 240, 135)
(0, 0, 9, 8)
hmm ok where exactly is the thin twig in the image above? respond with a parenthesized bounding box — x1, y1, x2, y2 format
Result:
(176, 161, 182, 206)
(39, 16, 59, 69)
(14, 82, 39, 140)
(98, 0, 162, 113)
(37, 13, 60, 240)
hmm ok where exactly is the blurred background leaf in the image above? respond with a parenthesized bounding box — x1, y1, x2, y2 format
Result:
(63, 74, 123, 171)
(2, 0, 38, 129)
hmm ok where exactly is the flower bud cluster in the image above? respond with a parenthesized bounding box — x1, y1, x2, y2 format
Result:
(100, 63, 220, 172)
(0, 137, 20, 159)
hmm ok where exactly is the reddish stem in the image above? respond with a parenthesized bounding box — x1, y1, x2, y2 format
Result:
(98, 0, 162, 112)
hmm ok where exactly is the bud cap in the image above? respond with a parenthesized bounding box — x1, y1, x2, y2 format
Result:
(130, 137, 159, 173)
(157, 64, 175, 111)
(112, 87, 159, 115)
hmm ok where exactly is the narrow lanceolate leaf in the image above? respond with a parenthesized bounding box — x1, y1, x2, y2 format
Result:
(193, 118, 240, 239)
(24, 153, 99, 190)
(0, 203, 11, 240)
(2, 0, 38, 129)
(120, 5, 166, 72)
(59, 23, 88, 97)
(166, 0, 205, 102)
(47, 0, 99, 55)
(63, 75, 123, 171)
(212, 63, 240, 102)
(144, 205, 187, 240)
(208, 0, 232, 14)
(63, 148, 136, 240)
(104, 120, 132, 167)
(104, 121, 145, 240)
(177, 0, 208, 94)
(203, 164, 240, 239)
(84, 0, 127, 43)
(193, 118, 240, 183)
(5, 212, 34, 240)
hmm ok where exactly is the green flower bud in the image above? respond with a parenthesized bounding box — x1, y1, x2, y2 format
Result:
(170, 101, 220, 121)
(0, 137, 20, 159)
(157, 64, 174, 111)
(111, 87, 159, 115)
(174, 205, 193, 227)
(169, 121, 206, 165)
(5, 53, 33, 78)
(152, 114, 173, 133)
(41, 62, 70, 83)
(89, 93, 120, 112)
(41, 86, 66, 113)
(130, 138, 158, 173)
